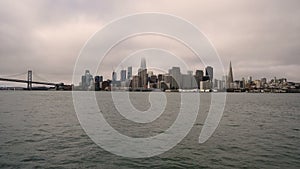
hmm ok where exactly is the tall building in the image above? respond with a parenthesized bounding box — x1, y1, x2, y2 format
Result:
(227, 61, 234, 88)
(120, 69, 126, 81)
(127, 66, 132, 80)
(195, 70, 203, 89)
(81, 70, 93, 90)
(131, 75, 139, 89)
(95, 76, 101, 91)
(138, 57, 148, 88)
(205, 66, 213, 81)
(112, 71, 117, 82)
(195, 70, 204, 80)
(169, 67, 182, 89)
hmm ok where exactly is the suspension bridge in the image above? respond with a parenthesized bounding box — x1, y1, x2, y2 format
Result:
(0, 70, 71, 90)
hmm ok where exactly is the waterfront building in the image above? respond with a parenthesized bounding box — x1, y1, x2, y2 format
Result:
(241, 77, 246, 89)
(181, 74, 192, 89)
(95, 76, 101, 91)
(248, 76, 252, 84)
(195, 70, 204, 89)
(157, 74, 163, 82)
(138, 69, 147, 88)
(138, 57, 148, 88)
(150, 75, 157, 83)
(112, 71, 117, 82)
(206, 66, 213, 81)
(182, 73, 198, 89)
(131, 75, 139, 89)
(81, 70, 93, 90)
(169, 67, 182, 89)
(200, 80, 210, 91)
(261, 78, 267, 88)
(121, 69, 126, 81)
(127, 66, 132, 80)
(227, 61, 234, 88)
(101, 80, 111, 91)
(254, 80, 261, 88)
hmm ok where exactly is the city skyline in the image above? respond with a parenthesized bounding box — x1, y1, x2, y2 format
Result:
(0, 59, 299, 89)
(75, 58, 299, 93)
(0, 0, 300, 86)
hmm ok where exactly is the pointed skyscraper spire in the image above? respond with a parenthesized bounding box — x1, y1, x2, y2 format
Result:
(227, 61, 234, 88)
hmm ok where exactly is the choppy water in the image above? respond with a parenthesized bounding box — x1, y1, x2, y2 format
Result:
(0, 91, 299, 168)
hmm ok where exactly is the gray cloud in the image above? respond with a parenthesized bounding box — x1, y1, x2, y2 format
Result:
(0, 0, 299, 86)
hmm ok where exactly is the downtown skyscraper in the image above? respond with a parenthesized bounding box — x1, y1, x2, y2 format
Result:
(227, 61, 234, 88)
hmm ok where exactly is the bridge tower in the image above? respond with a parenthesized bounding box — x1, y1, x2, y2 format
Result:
(27, 70, 32, 90)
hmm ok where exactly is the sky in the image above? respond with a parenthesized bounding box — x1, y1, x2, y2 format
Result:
(0, 0, 299, 86)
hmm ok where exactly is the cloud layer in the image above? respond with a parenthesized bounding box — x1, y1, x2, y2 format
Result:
(0, 0, 299, 86)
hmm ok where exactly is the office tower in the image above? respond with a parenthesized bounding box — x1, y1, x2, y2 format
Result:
(95, 76, 100, 91)
(131, 75, 139, 89)
(81, 76, 86, 89)
(182, 74, 194, 89)
(81, 70, 93, 90)
(112, 71, 117, 82)
(195, 70, 204, 80)
(127, 66, 132, 80)
(227, 61, 234, 88)
(121, 69, 126, 81)
(205, 66, 213, 81)
(138, 57, 148, 88)
(242, 77, 246, 88)
(169, 67, 182, 89)
(195, 70, 204, 89)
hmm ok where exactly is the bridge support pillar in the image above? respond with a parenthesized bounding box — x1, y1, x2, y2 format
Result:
(27, 70, 32, 90)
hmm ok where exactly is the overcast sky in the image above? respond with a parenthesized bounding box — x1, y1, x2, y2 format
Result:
(0, 0, 299, 86)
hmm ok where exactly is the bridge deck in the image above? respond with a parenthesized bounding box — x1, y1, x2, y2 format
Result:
(0, 77, 57, 86)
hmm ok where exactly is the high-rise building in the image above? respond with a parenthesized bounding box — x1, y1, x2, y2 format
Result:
(169, 67, 182, 89)
(81, 70, 93, 90)
(138, 57, 148, 88)
(195, 70, 204, 80)
(227, 61, 234, 88)
(205, 66, 213, 81)
(131, 75, 139, 89)
(95, 76, 101, 91)
(112, 71, 117, 82)
(195, 70, 204, 89)
(127, 66, 132, 80)
(121, 69, 126, 81)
